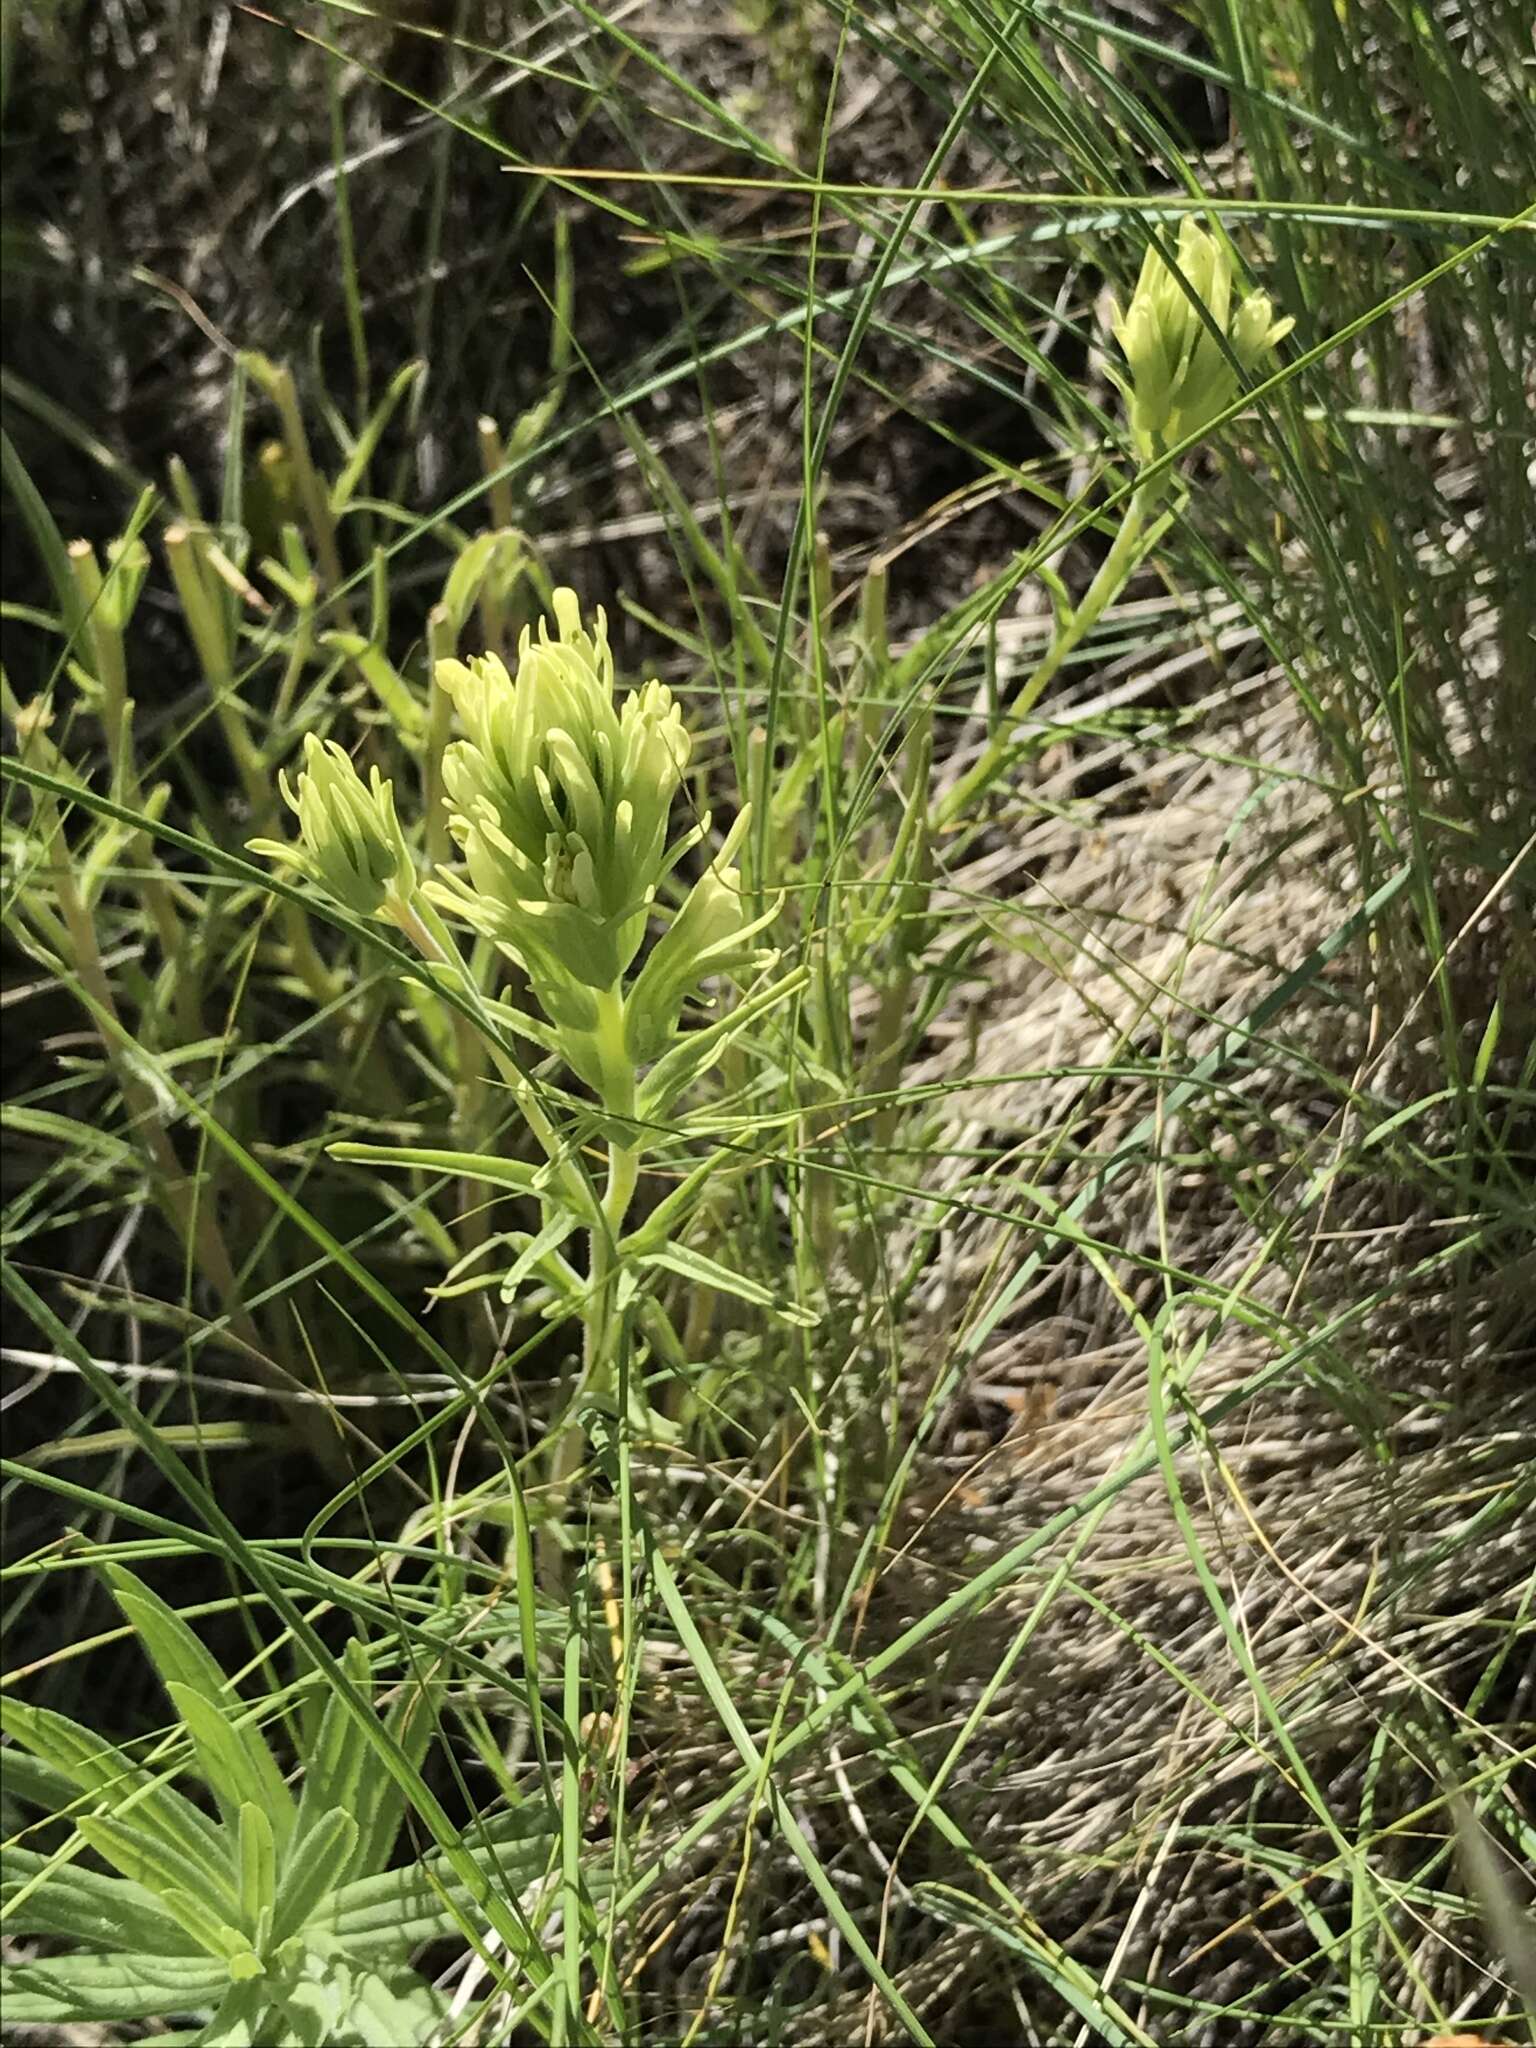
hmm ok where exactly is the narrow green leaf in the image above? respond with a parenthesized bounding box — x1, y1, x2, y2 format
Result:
(439, 528, 504, 638)
(166, 1683, 298, 1852)
(238, 1802, 277, 1936)
(498, 1210, 580, 1303)
(647, 1541, 932, 2045)
(0, 1697, 233, 1894)
(1, 427, 86, 644)
(350, 1661, 441, 1879)
(270, 1807, 358, 1944)
(107, 1568, 297, 1850)
(326, 1140, 540, 1195)
(633, 1242, 820, 1327)
(914, 1882, 1146, 2046)
(294, 1638, 369, 1849)
(329, 358, 424, 514)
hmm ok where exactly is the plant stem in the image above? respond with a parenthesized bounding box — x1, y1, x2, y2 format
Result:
(166, 523, 342, 1013)
(67, 541, 190, 1014)
(935, 478, 1158, 829)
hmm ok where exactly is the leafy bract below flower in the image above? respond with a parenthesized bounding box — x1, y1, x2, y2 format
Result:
(624, 808, 776, 1066)
(1110, 218, 1294, 464)
(251, 735, 417, 927)
(428, 590, 742, 1037)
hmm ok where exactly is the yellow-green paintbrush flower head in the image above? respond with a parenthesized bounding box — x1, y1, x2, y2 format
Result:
(1110, 219, 1294, 463)
(428, 589, 696, 1013)
(250, 734, 416, 924)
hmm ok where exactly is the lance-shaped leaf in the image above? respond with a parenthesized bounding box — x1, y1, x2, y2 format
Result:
(0, 1950, 231, 2026)
(105, 1567, 297, 1852)
(624, 808, 779, 1067)
(270, 1808, 358, 1944)
(75, 1816, 251, 1960)
(1, 1844, 195, 1955)
(0, 1696, 234, 1898)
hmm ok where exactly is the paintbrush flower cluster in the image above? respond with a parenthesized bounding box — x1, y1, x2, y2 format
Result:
(1109, 218, 1294, 463)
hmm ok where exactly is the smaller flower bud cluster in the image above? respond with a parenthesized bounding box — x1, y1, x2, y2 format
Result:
(251, 735, 416, 929)
(1110, 218, 1294, 464)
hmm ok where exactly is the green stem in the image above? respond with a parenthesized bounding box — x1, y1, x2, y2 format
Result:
(935, 477, 1159, 829)
(547, 986, 641, 1601)
(166, 524, 340, 1012)
(68, 542, 189, 1012)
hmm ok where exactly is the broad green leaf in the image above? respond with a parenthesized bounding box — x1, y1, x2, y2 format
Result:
(0, 1949, 229, 2025)
(75, 1816, 244, 1950)
(0, 1742, 82, 1815)
(199, 1981, 269, 2047)
(165, 1682, 298, 1851)
(270, 1808, 358, 1944)
(0, 1696, 232, 1892)
(107, 1568, 296, 1850)
(316, 1807, 562, 1959)
(1, 1845, 193, 1955)
(348, 1965, 448, 2047)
